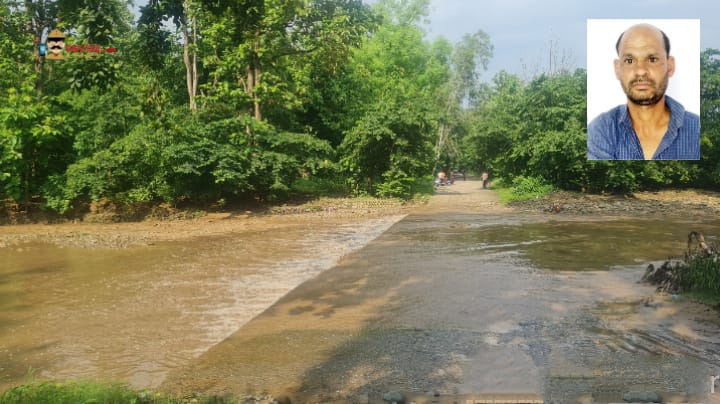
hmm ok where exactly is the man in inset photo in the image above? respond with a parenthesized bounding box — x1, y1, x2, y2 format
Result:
(587, 20, 700, 160)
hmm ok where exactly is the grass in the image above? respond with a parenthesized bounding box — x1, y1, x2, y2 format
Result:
(679, 253, 720, 304)
(291, 177, 349, 197)
(0, 380, 239, 404)
(683, 254, 720, 291)
(683, 289, 720, 306)
(291, 175, 435, 202)
(648, 236, 720, 303)
(0, 381, 153, 404)
(495, 176, 555, 204)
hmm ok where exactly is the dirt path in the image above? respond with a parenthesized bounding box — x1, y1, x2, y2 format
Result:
(417, 180, 510, 214)
(158, 180, 515, 399)
(160, 182, 720, 403)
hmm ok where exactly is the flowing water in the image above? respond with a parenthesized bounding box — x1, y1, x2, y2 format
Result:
(0, 216, 402, 392)
(1, 201, 720, 402)
(392, 213, 720, 402)
(161, 210, 720, 403)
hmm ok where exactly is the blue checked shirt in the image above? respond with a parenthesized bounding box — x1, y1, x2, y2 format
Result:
(587, 95, 700, 160)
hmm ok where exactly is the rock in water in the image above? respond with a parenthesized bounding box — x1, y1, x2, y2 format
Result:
(642, 264, 655, 282)
(383, 391, 405, 403)
(623, 390, 660, 402)
(273, 396, 291, 404)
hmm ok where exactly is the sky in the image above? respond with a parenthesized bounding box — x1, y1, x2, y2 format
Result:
(420, 0, 720, 82)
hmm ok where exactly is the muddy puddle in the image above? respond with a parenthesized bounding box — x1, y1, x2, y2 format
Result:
(403, 214, 719, 271)
(386, 214, 720, 402)
(2, 194, 720, 403)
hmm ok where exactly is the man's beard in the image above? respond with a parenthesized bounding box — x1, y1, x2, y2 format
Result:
(623, 75, 669, 106)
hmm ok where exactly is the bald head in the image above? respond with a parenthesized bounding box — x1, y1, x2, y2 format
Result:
(612, 23, 676, 107)
(615, 24, 670, 57)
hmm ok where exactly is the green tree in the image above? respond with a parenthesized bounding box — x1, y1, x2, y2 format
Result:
(700, 48, 720, 186)
(435, 30, 493, 174)
(337, 0, 441, 197)
(513, 69, 587, 188)
(0, 80, 71, 204)
(137, 0, 200, 110)
(464, 70, 524, 174)
(0, 1, 70, 204)
(200, 0, 374, 124)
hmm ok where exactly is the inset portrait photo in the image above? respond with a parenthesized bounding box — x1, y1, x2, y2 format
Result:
(586, 19, 700, 160)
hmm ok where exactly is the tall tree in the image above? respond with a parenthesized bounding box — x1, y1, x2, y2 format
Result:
(0, 0, 132, 206)
(182, 0, 198, 110)
(450, 31, 493, 107)
(433, 30, 492, 174)
(140, 0, 199, 110)
(337, 0, 445, 196)
(21, 0, 54, 76)
(201, 0, 374, 124)
(700, 48, 720, 185)
(463, 70, 524, 174)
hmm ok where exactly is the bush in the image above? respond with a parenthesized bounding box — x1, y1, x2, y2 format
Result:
(510, 175, 554, 196)
(0, 380, 239, 404)
(682, 255, 720, 294)
(497, 175, 554, 203)
(40, 112, 338, 210)
(291, 177, 349, 196)
(375, 169, 415, 199)
(376, 172, 433, 199)
(0, 381, 148, 404)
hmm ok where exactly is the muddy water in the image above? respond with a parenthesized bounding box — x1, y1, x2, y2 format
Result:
(160, 188, 720, 403)
(410, 215, 719, 270)
(0, 216, 402, 392)
(401, 214, 720, 402)
(3, 185, 720, 403)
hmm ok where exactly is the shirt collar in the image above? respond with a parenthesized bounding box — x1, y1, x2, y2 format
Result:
(617, 94, 686, 158)
(663, 95, 686, 132)
(618, 95, 684, 125)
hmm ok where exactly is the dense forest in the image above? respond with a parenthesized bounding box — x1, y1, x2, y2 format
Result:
(1, 0, 720, 215)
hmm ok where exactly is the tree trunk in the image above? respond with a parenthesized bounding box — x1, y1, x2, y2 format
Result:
(245, 64, 254, 134)
(242, 37, 262, 133)
(250, 37, 262, 122)
(191, 13, 197, 110)
(433, 122, 448, 175)
(182, 0, 197, 111)
(25, 0, 45, 95)
(32, 33, 42, 74)
(244, 52, 262, 133)
(253, 62, 261, 121)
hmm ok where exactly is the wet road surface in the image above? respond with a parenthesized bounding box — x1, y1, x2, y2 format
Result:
(160, 182, 720, 403)
(2, 180, 720, 403)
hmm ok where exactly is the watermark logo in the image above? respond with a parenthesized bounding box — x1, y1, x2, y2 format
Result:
(39, 28, 116, 59)
(43, 29, 65, 59)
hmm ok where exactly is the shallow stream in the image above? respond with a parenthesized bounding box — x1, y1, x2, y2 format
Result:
(0, 216, 401, 391)
(2, 212, 720, 402)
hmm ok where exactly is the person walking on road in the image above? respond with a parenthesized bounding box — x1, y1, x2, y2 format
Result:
(482, 171, 489, 189)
